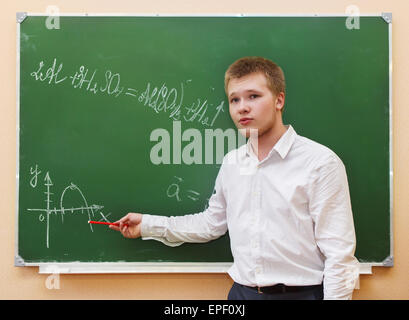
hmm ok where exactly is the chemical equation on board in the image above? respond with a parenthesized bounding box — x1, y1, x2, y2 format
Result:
(166, 176, 210, 211)
(29, 57, 225, 127)
(27, 164, 112, 248)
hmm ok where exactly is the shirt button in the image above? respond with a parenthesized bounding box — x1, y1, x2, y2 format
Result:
(255, 267, 261, 274)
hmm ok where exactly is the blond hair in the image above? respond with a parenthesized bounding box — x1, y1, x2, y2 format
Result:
(224, 56, 286, 97)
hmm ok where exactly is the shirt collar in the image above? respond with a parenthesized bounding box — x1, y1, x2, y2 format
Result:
(245, 125, 297, 160)
(273, 125, 297, 159)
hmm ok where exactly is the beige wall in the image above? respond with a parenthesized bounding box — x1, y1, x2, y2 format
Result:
(1, 0, 408, 300)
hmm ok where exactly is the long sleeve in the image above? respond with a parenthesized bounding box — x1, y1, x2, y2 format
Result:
(140, 166, 228, 246)
(308, 155, 360, 300)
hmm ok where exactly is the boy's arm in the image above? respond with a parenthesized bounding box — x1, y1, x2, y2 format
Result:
(140, 166, 228, 247)
(309, 155, 360, 300)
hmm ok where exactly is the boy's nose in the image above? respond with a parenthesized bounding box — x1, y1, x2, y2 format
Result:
(238, 101, 250, 114)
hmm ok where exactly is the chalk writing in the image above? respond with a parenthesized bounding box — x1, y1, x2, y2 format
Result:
(166, 176, 183, 202)
(138, 81, 183, 121)
(183, 98, 225, 127)
(166, 176, 201, 203)
(30, 58, 67, 85)
(70, 65, 98, 92)
(29, 164, 41, 188)
(29, 58, 224, 127)
(186, 190, 200, 201)
(99, 70, 125, 97)
(27, 169, 107, 248)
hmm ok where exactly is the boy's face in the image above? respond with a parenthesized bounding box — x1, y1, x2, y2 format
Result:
(227, 72, 284, 138)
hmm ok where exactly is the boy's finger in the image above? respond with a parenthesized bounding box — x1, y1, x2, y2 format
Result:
(120, 213, 132, 222)
(109, 225, 120, 231)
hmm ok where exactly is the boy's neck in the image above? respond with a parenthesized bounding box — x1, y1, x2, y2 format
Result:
(250, 121, 288, 162)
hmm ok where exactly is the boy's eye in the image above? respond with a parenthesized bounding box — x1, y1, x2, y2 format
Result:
(250, 94, 259, 99)
(230, 97, 239, 103)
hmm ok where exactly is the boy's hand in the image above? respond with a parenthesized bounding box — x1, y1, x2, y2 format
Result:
(109, 213, 143, 239)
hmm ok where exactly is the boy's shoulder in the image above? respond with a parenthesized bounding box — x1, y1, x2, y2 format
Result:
(220, 129, 345, 170)
(294, 134, 344, 169)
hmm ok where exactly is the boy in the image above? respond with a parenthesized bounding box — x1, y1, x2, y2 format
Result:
(110, 57, 359, 300)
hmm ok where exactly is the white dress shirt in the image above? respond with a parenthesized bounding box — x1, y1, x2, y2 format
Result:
(141, 125, 360, 300)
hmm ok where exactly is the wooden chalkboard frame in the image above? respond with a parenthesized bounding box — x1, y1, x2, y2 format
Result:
(15, 13, 393, 274)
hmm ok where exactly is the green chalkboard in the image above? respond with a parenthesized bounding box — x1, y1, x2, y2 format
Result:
(16, 15, 391, 267)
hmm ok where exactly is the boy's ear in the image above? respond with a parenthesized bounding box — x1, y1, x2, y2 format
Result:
(275, 92, 285, 111)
